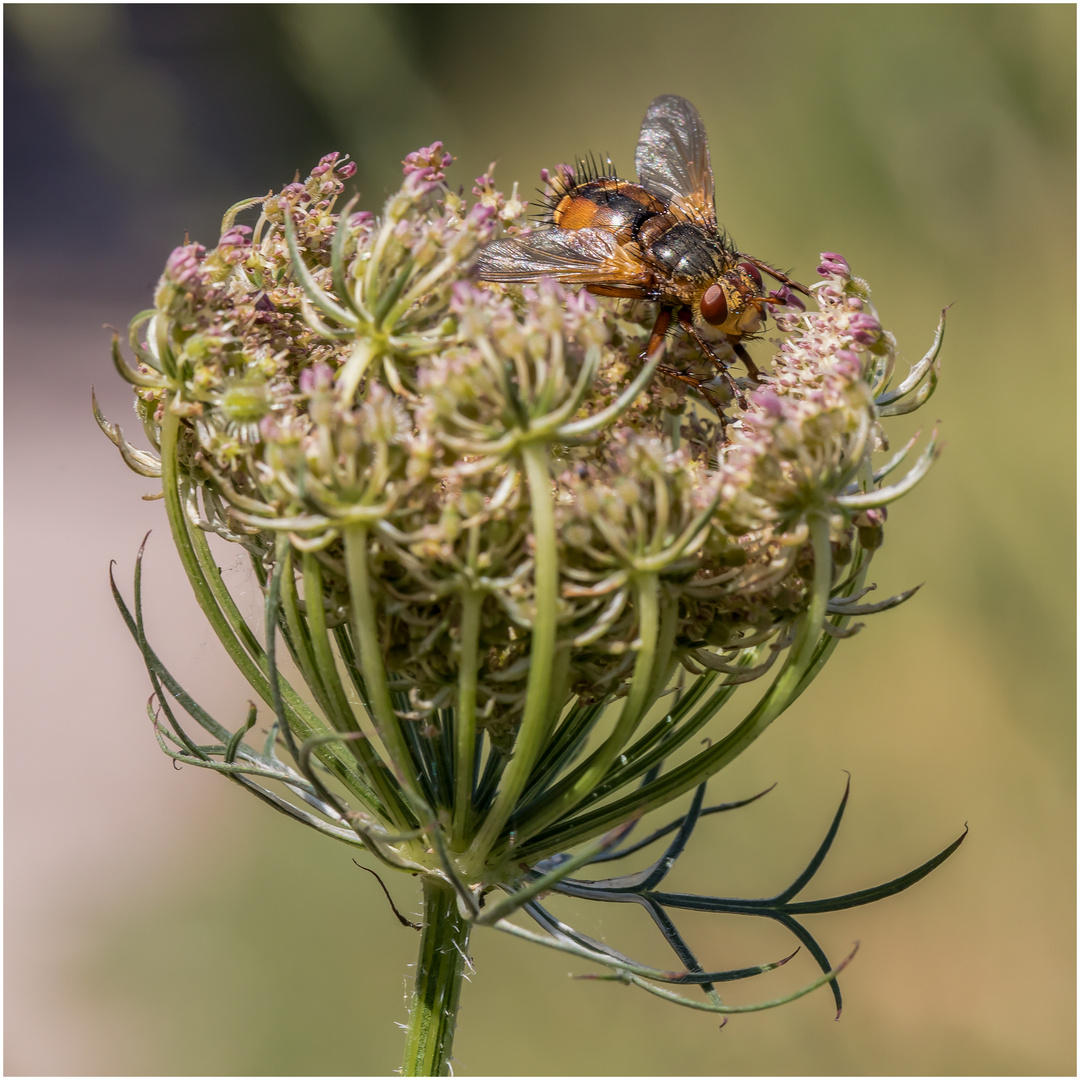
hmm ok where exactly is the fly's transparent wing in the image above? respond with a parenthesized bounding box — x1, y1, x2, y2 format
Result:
(476, 228, 652, 288)
(634, 95, 717, 230)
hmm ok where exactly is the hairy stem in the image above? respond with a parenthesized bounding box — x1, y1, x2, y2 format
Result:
(401, 878, 472, 1077)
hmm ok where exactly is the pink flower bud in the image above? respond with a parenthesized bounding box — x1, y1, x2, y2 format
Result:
(817, 252, 850, 278)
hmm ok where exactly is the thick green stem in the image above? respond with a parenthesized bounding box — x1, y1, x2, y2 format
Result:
(402, 878, 472, 1077)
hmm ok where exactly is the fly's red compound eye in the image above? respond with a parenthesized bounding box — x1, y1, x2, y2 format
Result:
(700, 284, 728, 325)
(737, 261, 763, 288)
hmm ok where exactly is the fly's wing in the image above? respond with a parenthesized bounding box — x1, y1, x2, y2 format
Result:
(634, 95, 717, 230)
(475, 228, 652, 288)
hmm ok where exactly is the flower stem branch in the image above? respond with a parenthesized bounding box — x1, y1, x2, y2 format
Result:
(511, 571, 663, 846)
(343, 523, 421, 828)
(517, 512, 836, 861)
(452, 589, 482, 848)
(466, 440, 559, 869)
(298, 551, 410, 823)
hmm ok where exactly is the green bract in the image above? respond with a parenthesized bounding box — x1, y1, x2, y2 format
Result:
(101, 149, 957, 1075)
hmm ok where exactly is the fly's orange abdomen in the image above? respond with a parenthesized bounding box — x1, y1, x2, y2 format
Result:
(552, 179, 665, 240)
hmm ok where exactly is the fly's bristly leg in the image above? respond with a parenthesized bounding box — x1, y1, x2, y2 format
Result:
(732, 341, 762, 382)
(744, 256, 811, 296)
(656, 363, 727, 418)
(642, 305, 673, 360)
(639, 305, 734, 438)
(677, 309, 748, 409)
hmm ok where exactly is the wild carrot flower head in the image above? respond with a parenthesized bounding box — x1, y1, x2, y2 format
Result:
(101, 146, 956, 1022)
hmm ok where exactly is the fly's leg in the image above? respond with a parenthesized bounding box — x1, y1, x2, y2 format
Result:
(732, 340, 761, 382)
(642, 306, 728, 417)
(743, 256, 811, 296)
(656, 364, 727, 417)
(641, 304, 673, 360)
(677, 309, 748, 409)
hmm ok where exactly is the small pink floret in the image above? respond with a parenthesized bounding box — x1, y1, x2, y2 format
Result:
(817, 252, 850, 277)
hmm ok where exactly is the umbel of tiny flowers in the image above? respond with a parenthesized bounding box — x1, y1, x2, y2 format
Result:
(99, 147, 961, 1076)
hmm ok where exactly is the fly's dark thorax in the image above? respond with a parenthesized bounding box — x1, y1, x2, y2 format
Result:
(638, 216, 734, 303)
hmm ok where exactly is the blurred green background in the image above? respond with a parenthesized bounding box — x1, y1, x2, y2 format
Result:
(4, 4, 1074, 1075)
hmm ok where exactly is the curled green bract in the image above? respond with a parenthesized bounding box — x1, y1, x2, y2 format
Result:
(102, 151, 960, 1075)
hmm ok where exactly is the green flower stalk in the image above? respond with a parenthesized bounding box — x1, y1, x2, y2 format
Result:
(100, 147, 960, 1076)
